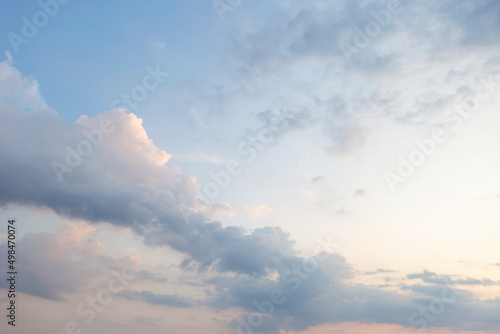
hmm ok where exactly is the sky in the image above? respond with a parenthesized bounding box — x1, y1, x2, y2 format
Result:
(1, 0, 500, 333)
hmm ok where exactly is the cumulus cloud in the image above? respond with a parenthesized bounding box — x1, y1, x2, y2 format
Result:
(0, 57, 298, 280)
(2, 4, 500, 328)
(0, 52, 54, 114)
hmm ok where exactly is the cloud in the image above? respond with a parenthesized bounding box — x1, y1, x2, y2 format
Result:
(2, 46, 500, 332)
(0, 52, 53, 114)
(310, 176, 328, 186)
(157, 1, 499, 161)
(134, 270, 169, 283)
(0, 222, 140, 301)
(407, 269, 453, 285)
(149, 38, 166, 51)
(176, 226, 297, 277)
(121, 290, 194, 308)
(353, 189, 365, 197)
(407, 269, 500, 286)
(0, 58, 298, 279)
(365, 268, 396, 275)
(211, 259, 422, 333)
(135, 316, 162, 326)
(217, 0, 500, 155)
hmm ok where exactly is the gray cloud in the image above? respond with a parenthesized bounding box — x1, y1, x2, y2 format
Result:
(365, 268, 396, 275)
(121, 290, 193, 308)
(214, 0, 500, 155)
(160, 0, 500, 159)
(354, 189, 366, 197)
(3, 1, 500, 328)
(310, 176, 327, 185)
(407, 269, 500, 286)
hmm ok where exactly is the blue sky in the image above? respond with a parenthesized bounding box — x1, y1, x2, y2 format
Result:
(0, 0, 221, 120)
(1, 1, 500, 334)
